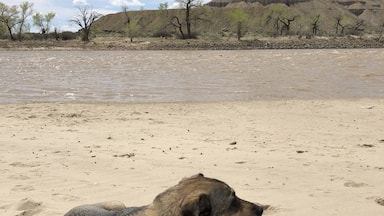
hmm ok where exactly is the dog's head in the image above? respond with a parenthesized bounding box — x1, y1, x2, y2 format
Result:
(152, 174, 264, 216)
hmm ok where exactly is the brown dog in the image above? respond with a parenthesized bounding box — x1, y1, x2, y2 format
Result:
(65, 174, 265, 216)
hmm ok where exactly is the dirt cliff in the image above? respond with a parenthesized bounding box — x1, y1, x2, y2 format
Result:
(207, 0, 384, 16)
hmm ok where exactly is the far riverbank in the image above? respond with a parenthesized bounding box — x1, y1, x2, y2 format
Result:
(1, 36, 383, 51)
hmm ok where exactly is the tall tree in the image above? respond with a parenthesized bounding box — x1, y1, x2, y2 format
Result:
(263, 5, 287, 36)
(121, 5, 130, 24)
(71, 7, 102, 42)
(121, 4, 143, 42)
(154, 2, 170, 37)
(125, 17, 143, 42)
(311, 14, 320, 36)
(335, 14, 345, 36)
(0, 22, 6, 35)
(278, 15, 297, 35)
(378, 22, 384, 41)
(158, 2, 168, 10)
(33, 12, 55, 38)
(173, 0, 203, 39)
(0, 2, 19, 40)
(17, 1, 33, 41)
(229, 8, 249, 41)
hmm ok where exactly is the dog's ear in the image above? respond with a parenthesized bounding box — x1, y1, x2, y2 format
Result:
(181, 194, 211, 216)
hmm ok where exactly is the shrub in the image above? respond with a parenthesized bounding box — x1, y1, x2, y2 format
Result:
(61, 31, 78, 40)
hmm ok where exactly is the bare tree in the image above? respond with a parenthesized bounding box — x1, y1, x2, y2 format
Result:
(71, 7, 102, 42)
(0, 2, 19, 40)
(172, 0, 203, 39)
(311, 14, 320, 36)
(170, 16, 185, 38)
(351, 20, 364, 36)
(17, 1, 33, 41)
(263, 5, 287, 37)
(121, 5, 130, 24)
(278, 16, 297, 35)
(335, 15, 345, 36)
(378, 22, 384, 41)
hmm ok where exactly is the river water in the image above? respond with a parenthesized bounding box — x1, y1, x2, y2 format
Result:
(0, 49, 383, 103)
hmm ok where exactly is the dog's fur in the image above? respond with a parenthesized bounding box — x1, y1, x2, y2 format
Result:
(65, 174, 265, 216)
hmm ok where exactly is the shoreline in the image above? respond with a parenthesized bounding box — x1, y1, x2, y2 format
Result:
(1, 99, 383, 216)
(0, 96, 383, 104)
(1, 36, 383, 51)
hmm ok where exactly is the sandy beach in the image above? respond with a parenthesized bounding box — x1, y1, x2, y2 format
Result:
(0, 100, 383, 216)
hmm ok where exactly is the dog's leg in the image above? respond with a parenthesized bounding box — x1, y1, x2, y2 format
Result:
(65, 201, 126, 216)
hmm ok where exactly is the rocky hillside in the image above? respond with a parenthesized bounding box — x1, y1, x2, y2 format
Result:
(207, 0, 384, 16)
(207, 0, 310, 7)
(93, 0, 384, 39)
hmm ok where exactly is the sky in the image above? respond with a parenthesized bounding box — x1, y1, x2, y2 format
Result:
(1, 0, 210, 32)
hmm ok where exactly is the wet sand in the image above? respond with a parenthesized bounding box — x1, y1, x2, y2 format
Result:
(1, 100, 383, 216)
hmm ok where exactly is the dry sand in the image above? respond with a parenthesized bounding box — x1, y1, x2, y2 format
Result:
(1, 100, 383, 216)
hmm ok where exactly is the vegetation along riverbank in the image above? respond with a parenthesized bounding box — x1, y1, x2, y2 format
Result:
(1, 0, 384, 50)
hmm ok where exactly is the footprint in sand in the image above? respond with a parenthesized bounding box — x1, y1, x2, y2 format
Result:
(12, 185, 35, 192)
(52, 193, 80, 202)
(8, 174, 31, 180)
(9, 162, 41, 168)
(344, 181, 368, 188)
(16, 198, 43, 216)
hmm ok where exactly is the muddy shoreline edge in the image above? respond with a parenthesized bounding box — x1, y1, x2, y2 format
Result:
(1, 37, 383, 51)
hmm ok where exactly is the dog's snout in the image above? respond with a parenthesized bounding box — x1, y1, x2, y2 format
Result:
(252, 205, 263, 216)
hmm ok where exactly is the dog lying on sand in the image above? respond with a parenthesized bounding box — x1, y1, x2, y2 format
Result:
(65, 174, 266, 216)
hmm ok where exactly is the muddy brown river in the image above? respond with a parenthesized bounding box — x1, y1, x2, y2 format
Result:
(0, 49, 383, 103)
